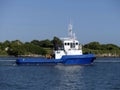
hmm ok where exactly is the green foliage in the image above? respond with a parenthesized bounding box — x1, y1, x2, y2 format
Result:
(105, 44, 119, 50)
(0, 39, 120, 57)
(0, 40, 10, 50)
(83, 41, 120, 56)
(31, 40, 40, 46)
(84, 42, 101, 50)
(52, 36, 63, 50)
(31, 39, 53, 48)
(7, 40, 25, 56)
(39, 39, 53, 48)
(7, 41, 47, 56)
(0, 50, 8, 55)
(23, 43, 47, 55)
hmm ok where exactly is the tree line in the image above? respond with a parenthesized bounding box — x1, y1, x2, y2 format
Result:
(0, 37, 62, 57)
(83, 42, 120, 57)
(0, 37, 120, 57)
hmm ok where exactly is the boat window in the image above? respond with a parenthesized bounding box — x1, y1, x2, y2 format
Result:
(73, 43, 75, 46)
(76, 43, 78, 45)
(64, 43, 70, 46)
(73, 43, 75, 48)
(64, 43, 67, 45)
(70, 43, 75, 48)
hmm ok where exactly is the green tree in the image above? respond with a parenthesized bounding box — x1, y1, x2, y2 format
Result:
(0, 40, 10, 50)
(31, 40, 40, 46)
(84, 42, 101, 50)
(51, 36, 63, 50)
(24, 43, 47, 55)
(105, 44, 119, 50)
(31, 39, 53, 48)
(39, 39, 53, 48)
(7, 40, 24, 56)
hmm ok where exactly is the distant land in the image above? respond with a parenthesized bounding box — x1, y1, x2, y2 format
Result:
(0, 37, 120, 57)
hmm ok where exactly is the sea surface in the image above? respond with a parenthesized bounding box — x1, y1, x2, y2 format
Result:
(0, 57, 120, 90)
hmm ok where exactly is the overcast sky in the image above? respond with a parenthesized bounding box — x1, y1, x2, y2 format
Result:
(0, 0, 120, 46)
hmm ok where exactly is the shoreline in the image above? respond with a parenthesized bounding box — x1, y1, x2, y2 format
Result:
(0, 55, 120, 58)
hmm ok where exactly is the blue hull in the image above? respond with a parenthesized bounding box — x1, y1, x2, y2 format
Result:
(16, 54, 95, 65)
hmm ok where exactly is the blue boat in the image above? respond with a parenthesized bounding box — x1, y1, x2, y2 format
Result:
(16, 24, 96, 65)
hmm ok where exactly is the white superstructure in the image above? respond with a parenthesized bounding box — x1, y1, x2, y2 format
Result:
(54, 24, 83, 59)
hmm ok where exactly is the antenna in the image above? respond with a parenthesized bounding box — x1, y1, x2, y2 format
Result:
(68, 22, 73, 38)
(73, 33, 76, 40)
(68, 20, 77, 40)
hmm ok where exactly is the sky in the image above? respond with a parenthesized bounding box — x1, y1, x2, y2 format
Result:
(0, 0, 120, 46)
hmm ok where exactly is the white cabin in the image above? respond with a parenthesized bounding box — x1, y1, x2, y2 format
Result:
(54, 24, 83, 59)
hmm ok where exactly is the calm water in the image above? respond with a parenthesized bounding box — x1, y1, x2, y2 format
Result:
(0, 58, 120, 90)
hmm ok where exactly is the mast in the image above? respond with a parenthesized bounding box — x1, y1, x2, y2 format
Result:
(68, 23, 76, 40)
(68, 23, 73, 38)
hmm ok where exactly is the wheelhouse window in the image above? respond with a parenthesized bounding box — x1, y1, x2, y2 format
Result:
(70, 43, 75, 48)
(76, 42, 78, 45)
(64, 43, 70, 46)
